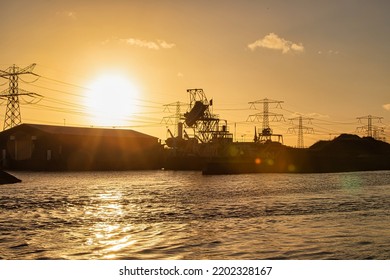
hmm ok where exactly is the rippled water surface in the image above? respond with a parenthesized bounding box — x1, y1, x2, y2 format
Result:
(1, 170, 390, 259)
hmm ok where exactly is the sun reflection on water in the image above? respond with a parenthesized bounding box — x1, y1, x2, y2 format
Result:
(82, 190, 140, 259)
(339, 174, 363, 193)
(4, 171, 390, 260)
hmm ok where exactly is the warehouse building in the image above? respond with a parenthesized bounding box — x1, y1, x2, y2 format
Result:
(0, 123, 163, 170)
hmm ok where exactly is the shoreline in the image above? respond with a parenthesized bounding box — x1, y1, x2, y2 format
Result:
(0, 170, 22, 185)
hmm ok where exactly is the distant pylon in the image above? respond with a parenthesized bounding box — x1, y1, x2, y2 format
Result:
(161, 101, 188, 136)
(247, 98, 284, 130)
(0, 64, 41, 130)
(288, 116, 314, 148)
(356, 115, 385, 140)
(247, 98, 284, 142)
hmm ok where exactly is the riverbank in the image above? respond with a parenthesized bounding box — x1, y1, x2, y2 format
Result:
(0, 170, 21, 185)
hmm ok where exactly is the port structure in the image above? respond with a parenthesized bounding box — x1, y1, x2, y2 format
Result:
(356, 115, 385, 141)
(287, 116, 314, 148)
(184, 89, 232, 143)
(0, 64, 42, 130)
(247, 98, 284, 143)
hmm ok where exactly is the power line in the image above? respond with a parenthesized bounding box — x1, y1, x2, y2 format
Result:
(36, 74, 167, 109)
(356, 115, 385, 141)
(247, 98, 284, 143)
(287, 116, 314, 148)
(161, 101, 188, 136)
(0, 64, 42, 130)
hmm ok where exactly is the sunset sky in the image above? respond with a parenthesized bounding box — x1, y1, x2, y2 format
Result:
(1, 0, 389, 146)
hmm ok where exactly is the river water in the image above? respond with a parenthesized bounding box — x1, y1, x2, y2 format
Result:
(1, 170, 390, 260)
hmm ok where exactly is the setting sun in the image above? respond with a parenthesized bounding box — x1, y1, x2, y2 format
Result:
(84, 74, 139, 126)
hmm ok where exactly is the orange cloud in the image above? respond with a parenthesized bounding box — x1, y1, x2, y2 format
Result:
(248, 33, 304, 54)
(120, 38, 175, 50)
(383, 104, 390, 111)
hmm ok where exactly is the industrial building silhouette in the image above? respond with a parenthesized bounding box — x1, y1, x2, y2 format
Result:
(0, 123, 163, 171)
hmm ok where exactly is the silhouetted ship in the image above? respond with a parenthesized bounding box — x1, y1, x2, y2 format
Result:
(165, 133, 390, 175)
(202, 134, 390, 174)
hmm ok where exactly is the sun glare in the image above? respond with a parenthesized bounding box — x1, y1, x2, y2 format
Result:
(85, 74, 139, 126)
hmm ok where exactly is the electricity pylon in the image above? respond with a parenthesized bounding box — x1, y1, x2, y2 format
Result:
(247, 98, 284, 143)
(0, 64, 42, 130)
(161, 101, 188, 136)
(356, 115, 385, 140)
(288, 116, 314, 148)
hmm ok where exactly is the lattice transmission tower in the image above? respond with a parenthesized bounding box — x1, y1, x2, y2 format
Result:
(247, 98, 284, 143)
(161, 101, 188, 136)
(288, 116, 314, 148)
(0, 64, 41, 130)
(356, 115, 385, 141)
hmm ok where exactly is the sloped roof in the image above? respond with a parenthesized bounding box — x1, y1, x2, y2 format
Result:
(3, 123, 158, 139)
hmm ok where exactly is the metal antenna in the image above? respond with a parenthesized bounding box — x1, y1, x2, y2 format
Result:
(0, 64, 42, 130)
(288, 116, 314, 148)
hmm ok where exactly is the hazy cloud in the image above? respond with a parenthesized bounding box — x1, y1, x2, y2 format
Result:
(120, 38, 176, 50)
(157, 40, 176, 49)
(248, 33, 304, 54)
(67, 12, 76, 18)
(57, 10, 76, 19)
(101, 38, 111, 45)
(383, 104, 390, 111)
(307, 112, 330, 119)
(290, 112, 329, 119)
(318, 49, 340, 55)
